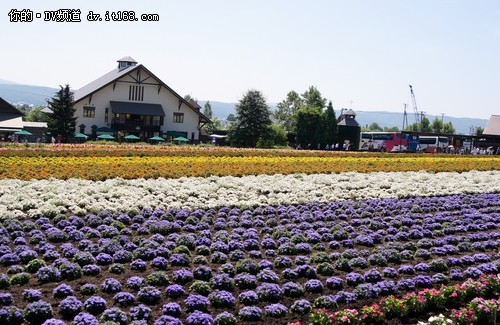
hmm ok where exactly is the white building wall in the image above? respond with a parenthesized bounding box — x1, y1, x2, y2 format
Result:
(74, 67, 201, 140)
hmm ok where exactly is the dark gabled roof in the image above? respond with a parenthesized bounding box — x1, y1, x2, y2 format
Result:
(117, 56, 137, 64)
(0, 97, 24, 115)
(338, 116, 360, 127)
(73, 62, 211, 124)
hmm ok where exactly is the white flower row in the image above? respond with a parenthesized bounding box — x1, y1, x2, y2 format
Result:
(0, 170, 499, 218)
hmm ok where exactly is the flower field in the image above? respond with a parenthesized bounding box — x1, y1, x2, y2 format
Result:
(0, 144, 499, 325)
(0, 144, 499, 180)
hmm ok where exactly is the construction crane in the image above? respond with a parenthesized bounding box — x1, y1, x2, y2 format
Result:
(409, 85, 421, 131)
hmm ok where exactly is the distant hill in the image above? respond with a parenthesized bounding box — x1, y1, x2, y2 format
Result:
(0, 80, 487, 135)
(200, 101, 487, 135)
(0, 81, 58, 106)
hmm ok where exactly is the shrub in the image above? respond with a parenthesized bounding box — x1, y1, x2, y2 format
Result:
(58, 296, 83, 319)
(290, 299, 312, 315)
(100, 278, 122, 294)
(82, 264, 100, 276)
(264, 303, 288, 318)
(129, 304, 152, 321)
(23, 289, 43, 302)
(83, 296, 107, 315)
(25, 259, 46, 273)
(79, 284, 97, 296)
(137, 286, 162, 305)
(186, 310, 214, 325)
(208, 290, 235, 308)
(214, 311, 237, 325)
(0, 306, 23, 324)
(185, 294, 210, 312)
(145, 271, 169, 286)
(162, 302, 181, 317)
(99, 307, 128, 325)
(165, 284, 186, 299)
(71, 312, 98, 325)
(23, 300, 53, 325)
(35, 266, 61, 283)
(238, 306, 262, 321)
(9, 272, 30, 286)
(113, 292, 135, 307)
(108, 263, 126, 274)
(53, 284, 74, 298)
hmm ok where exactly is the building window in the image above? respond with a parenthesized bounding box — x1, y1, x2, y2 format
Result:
(129, 85, 144, 101)
(83, 106, 95, 118)
(105, 107, 109, 123)
(173, 112, 184, 123)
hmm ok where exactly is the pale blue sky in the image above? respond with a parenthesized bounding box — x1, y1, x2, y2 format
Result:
(1, 0, 499, 119)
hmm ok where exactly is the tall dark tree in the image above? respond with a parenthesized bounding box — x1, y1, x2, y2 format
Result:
(322, 101, 337, 146)
(228, 89, 272, 147)
(203, 101, 213, 119)
(296, 106, 323, 149)
(301, 86, 327, 110)
(274, 90, 303, 132)
(431, 117, 443, 133)
(46, 84, 77, 143)
(442, 121, 455, 134)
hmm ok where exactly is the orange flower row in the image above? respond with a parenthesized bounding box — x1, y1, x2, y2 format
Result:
(0, 154, 498, 181)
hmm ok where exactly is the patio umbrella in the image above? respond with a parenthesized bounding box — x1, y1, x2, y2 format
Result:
(173, 136, 189, 142)
(14, 130, 33, 136)
(149, 136, 165, 141)
(96, 126, 114, 133)
(124, 134, 140, 140)
(74, 133, 88, 139)
(97, 134, 115, 140)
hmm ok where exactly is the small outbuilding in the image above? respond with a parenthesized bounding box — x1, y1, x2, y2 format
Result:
(337, 108, 361, 150)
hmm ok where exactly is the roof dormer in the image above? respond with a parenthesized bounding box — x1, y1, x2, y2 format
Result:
(117, 56, 137, 71)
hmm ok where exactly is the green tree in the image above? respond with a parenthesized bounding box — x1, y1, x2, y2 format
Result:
(184, 94, 198, 103)
(256, 123, 288, 148)
(383, 126, 399, 132)
(431, 117, 443, 133)
(322, 101, 337, 146)
(46, 84, 77, 143)
(408, 116, 431, 132)
(226, 114, 236, 122)
(368, 122, 383, 131)
(442, 121, 455, 134)
(203, 101, 213, 119)
(296, 106, 323, 149)
(25, 106, 50, 122)
(301, 86, 327, 109)
(274, 90, 303, 132)
(228, 89, 272, 147)
(475, 126, 484, 135)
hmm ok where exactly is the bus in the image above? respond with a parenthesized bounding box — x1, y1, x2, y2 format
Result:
(359, 132, 419, 152)
(418, 136, 449, 153)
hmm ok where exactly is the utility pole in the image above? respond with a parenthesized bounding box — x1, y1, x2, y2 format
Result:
(402, 104, 409, 131)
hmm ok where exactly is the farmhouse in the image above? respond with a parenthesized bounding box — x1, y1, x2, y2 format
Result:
(73, 56, 211, 142)
(0, 97, 47, 141)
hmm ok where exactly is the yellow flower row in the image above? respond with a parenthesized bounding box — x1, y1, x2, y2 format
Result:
(1, 155, 498, 180)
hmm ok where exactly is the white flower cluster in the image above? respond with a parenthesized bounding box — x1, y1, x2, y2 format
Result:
(0, 170, 499, 218)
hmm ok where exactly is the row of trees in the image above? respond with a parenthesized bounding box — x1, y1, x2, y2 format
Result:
(225, 86, 338, 148)
(225, 86, 469, 148)
(363, 115, 457, 134)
